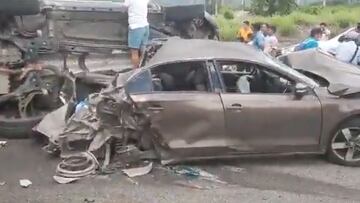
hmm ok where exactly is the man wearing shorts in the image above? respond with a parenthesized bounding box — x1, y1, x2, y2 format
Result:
(124, 0, 149, 68)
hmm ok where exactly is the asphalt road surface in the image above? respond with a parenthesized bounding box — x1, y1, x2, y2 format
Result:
(1, 139, 360, 203)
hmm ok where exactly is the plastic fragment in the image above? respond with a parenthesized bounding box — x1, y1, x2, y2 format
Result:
(122, 161, 153, 178)
(19, 179, 32, 188)
(53, 175, 80, 184)
(171, 166, 226, 184)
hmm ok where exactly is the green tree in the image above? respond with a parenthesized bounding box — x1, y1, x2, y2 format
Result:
(251, 0, 297, 16)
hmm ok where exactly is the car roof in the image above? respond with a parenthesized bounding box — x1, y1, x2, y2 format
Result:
(145, 38, 270, 67)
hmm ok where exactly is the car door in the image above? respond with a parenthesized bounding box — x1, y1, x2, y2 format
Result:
(216, 60, 322, 153)
(126, 61, 227, 158)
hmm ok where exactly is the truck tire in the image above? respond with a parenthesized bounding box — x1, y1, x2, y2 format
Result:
(0, 115, 43, 138)
(0, 65, 63, 139)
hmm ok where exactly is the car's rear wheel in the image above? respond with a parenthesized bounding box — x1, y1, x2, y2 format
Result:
(327, 119, 360, 166)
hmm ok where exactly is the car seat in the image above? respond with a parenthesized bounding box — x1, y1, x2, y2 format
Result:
(159, 72, 175, 91)
(185, 67, 207, 91)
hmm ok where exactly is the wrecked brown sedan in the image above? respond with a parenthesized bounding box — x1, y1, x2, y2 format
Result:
(37, 39, 360, 178)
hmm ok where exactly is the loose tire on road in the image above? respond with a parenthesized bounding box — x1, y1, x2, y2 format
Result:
(327, 118, 360, 166)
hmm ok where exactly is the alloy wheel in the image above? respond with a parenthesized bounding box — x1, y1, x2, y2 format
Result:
(331, 127, 360, 162)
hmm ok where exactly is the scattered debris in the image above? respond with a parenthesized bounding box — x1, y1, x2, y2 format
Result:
(224, 166, 246, 173)
(84, 198, 95, 203)
(126, 177, 139, 185)
(174, 180, 210, 190)
(35, 104, 68, 144)
(0, 141, 7, 149)
(0, 181, 6, 186)
(170, 166, 227, 184)
(53, 176, 80, 184)
(122, 161, 153, 178)
(19, 179, 32, 188)
(171, 166, 201, 179)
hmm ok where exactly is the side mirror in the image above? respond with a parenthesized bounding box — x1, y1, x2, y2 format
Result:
(295, 83, 308, 99)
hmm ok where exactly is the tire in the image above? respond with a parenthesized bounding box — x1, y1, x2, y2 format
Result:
(327, 118, 360, 166)
(0, 115, 43, 139)
(0, 65, 63, 139)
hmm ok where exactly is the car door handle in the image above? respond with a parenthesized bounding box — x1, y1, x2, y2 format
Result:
(227, 103, 243, 111)
(147, 106, 164, 111)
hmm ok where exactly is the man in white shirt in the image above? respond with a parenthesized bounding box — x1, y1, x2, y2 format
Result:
(264, 25, 279, 55)
(335, 33, 360, 66)
(124, 0, 150, 68)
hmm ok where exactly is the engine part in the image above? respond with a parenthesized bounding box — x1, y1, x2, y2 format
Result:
(0, 71, 9, 94)
(0, 42, 22, 94)
(55, 152, 99, 178)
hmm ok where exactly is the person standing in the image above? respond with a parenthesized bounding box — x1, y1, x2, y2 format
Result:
(335, 33, 360, 66)
(320, 22, 331, 41)
(124, 0, 150, 68)
(295, 27, 323, 51)
(264, 25, 279, 54)
(237, 21, 253, 43)
(252, 23, 267, 51)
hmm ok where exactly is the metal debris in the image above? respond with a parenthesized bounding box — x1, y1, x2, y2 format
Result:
(55, 152, 99, 181)
(174, 180, 210, 190)
(122, 161, 153, 178)
(37, 78, 153, 181)
(101, 143, 111, 171)
(19, 179, 32, 188)
(53, 176, 80, 184)
(35, 104, 68, 143)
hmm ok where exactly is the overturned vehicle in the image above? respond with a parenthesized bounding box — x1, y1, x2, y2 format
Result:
(36, 38, 360, 181)
(0, 0, 219, 137)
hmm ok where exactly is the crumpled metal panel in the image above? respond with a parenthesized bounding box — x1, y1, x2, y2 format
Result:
(279, 49, 360, 90)
(38, 75, 150, 160)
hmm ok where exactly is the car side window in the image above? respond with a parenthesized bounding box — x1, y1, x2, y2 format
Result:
(150, 61, 211, 92)
(126, 70, 152, 94)
(217, 61, 295, 94)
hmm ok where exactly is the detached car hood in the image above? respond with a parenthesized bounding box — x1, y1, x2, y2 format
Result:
(279, 49, 360, 96)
